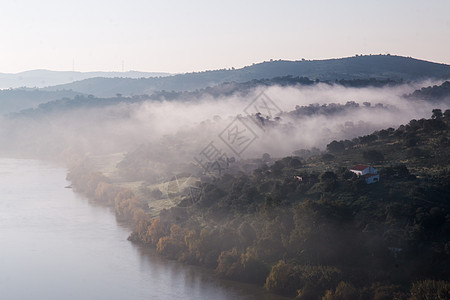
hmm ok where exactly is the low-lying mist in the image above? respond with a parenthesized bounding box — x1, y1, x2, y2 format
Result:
(0, 81, 446, 169)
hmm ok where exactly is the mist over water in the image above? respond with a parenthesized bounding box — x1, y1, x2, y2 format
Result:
(0, 158, 285, 300)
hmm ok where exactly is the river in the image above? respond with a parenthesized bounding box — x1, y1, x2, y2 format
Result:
(0, 159, 286, 300)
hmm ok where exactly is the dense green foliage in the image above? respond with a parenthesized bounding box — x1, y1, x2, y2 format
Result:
(69, 111, 450, 299)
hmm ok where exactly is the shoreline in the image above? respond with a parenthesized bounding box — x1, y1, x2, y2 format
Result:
(1, 157, 289, 300)
(65, 162, 289, 299)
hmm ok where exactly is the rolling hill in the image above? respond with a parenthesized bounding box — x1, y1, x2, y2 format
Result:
(43, 55, 450, 97)
(0, 70, 171, 89)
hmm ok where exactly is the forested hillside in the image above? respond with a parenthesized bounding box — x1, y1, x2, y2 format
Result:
(10, 76, 403, 116)
(44, 55, 450, 97)
(407, 81, 450, 103)
(68, 110, 450, 299)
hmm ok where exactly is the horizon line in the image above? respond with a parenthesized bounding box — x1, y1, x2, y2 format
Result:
(1, 54, 448, 75)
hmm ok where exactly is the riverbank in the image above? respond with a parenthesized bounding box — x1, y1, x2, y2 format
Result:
(2, 158, 291, 300)
(65, 113, 450, 299)
(66, 156, 290, 299)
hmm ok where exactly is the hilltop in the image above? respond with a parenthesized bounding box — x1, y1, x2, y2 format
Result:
(43, 55, 450, 97)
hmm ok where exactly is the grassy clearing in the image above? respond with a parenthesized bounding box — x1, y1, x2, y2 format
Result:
(88, 152, 126, 179)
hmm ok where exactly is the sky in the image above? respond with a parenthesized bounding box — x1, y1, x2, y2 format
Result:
(1, 0, 449, 73)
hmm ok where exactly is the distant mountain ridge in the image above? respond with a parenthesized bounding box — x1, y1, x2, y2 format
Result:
(0, 89, 84, 114)
(42, 55, 450, 97)
(0, 70, 171, 89)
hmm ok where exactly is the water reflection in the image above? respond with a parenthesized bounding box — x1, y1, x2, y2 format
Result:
(132, 245, 287, 300)
(0, 159, 287, 300)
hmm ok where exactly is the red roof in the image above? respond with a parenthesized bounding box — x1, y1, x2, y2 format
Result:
(351, 164, 369, 171)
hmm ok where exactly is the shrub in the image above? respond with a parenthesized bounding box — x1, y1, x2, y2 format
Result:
(322, 281, 359, 300)
(265, 261, 300, 296)
(409, 280, 450, 300)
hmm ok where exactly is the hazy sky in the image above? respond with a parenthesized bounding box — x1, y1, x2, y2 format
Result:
(1, 0, 449, 73)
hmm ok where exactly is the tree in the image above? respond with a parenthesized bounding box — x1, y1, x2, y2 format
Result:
(156, 224, 188, 259)
(216, 247, 268, 284)
(327, 140, 345, 153)
(322, 281, 359, 300)
(290, 158, 302, 168)
(271, 161, 284, 176)
(216, 248, 241, 279)
(320, 171, 338, 192)
(432, 109, 443, 119)
(342, 170, 356, 180)
(359, 134, 378, 144)
(146, 218, 166, 245)
(378, 129, 390, 139)
(262, 153, 271, 162)
(410, 280, 450, 300)
(265, 261, 300, 296)
(444, 109, 450, 119)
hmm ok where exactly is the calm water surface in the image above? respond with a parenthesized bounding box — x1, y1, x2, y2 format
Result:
(0, 159, 286, 300)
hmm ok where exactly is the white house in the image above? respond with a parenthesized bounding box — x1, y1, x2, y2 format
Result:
(350, 164, 380, 184)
